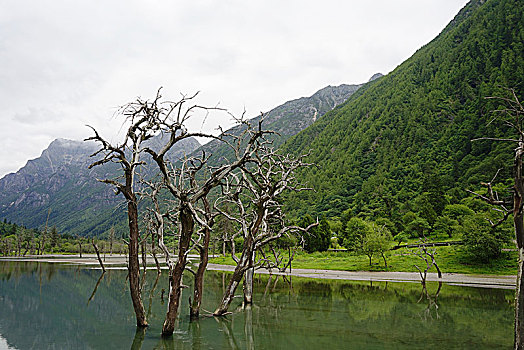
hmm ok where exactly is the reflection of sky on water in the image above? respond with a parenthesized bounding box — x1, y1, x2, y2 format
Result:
(0, 333, 16, 350)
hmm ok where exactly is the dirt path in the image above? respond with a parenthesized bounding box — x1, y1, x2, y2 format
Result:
(207, 264, 516, 289)
(1, 254, 516, 289)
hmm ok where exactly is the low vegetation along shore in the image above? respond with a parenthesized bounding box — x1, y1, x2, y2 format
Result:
(211, 247, 518, 276)
(1, 243, 517, 278)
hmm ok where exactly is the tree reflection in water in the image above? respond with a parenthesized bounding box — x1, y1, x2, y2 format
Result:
(88, 271, 105, 305)
(130, 327, 145, 350)
(0, 262, 515, 349)
(418, 281, 442, 321)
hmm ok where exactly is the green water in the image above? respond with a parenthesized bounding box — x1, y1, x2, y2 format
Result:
(0, 262, 515, 349)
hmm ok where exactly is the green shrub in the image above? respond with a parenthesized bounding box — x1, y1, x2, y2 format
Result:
(460, 214, 510, 262)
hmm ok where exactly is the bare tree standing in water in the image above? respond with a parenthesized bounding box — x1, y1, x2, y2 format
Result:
(467, 89, 524, 349)
(86, 98, 161, 327)
(213, 149, 316, 316)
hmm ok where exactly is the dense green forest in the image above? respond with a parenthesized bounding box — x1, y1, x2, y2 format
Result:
(280, 0, 523, 257)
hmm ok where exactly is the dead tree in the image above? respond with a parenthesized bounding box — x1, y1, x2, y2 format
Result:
(140, 234, 148, 273)
(90, 89, 271, 335)
(145, 216, 162, 275)
(258, 243, 297, 274)
(92, 238, 106, 273)
(188, 193, 215, 320)
(85, 94, 161, 328)
(213, 149, 316, 316)
(75, 235, 84, 258)
(468, 88, 524, 349)
(142, 177, 183, 280)
(214, 205, 236, 257)
(409, 238, 442, 287)
(109, 226, 115, 256)
(139, 97, 271, 335)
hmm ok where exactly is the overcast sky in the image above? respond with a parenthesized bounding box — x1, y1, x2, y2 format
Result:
(0, 0, 469, 178)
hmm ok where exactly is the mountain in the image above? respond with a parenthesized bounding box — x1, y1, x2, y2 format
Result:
(0, 75, 374, 237)
(0, 136, 200, 236)
(281, 0, 523, 224)
(195, 77, 379, 164)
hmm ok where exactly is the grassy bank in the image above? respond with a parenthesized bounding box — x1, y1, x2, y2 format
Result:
(210, 246, 518, 275)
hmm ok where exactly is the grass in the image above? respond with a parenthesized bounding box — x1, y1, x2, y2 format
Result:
(210, 246, 519, 276)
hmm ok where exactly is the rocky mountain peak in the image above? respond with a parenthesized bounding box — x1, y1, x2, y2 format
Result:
(368, 73, 384, 82)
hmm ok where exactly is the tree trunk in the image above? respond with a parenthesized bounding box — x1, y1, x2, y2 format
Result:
(511, 147, 523, 349)
(152, 250, 161, 275)
(214, 237, 253, 316)
(141, 239, 147, 273)
(151, 230, 161, 275)
(162, 205, 194, 336)
(214, 263, 245, 316)
(190, 197, 213, 319)
(243, 266, 254, 305)
(515, 247, 523, 350)
(128, 198, 148, 328)
(190, 227, 210, 319)
(92, 239, 106, 273)
(243, 248, 256, 304)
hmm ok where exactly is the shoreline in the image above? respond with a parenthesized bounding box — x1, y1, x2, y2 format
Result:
(0, 254, 517, 289)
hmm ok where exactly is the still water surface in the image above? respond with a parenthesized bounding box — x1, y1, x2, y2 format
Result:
(0, 262, 515, 349)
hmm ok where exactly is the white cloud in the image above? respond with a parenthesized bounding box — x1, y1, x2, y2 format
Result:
(0, 0, 469, 177)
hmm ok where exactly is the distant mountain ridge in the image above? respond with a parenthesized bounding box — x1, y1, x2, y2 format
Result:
(194, 76, 380, 164)
(0, 136, 200, 236)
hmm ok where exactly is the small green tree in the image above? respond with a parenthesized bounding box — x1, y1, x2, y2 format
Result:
(393, 232, 409, 247)
(361, 225, 392, 268)
(406, 217, 431, 237)
(341, 217, 372, 251)
(460, 214, 510, 262)
(375, 217, 397, 236)
(443, 204, 474, 224)
(433, 216, 459, 238)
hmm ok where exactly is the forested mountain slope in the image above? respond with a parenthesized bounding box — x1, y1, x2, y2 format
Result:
(282, 0, 523, 224)
(194, 77, 380, 165)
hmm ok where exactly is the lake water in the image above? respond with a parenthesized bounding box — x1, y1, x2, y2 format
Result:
(0, 261, 515, 349)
